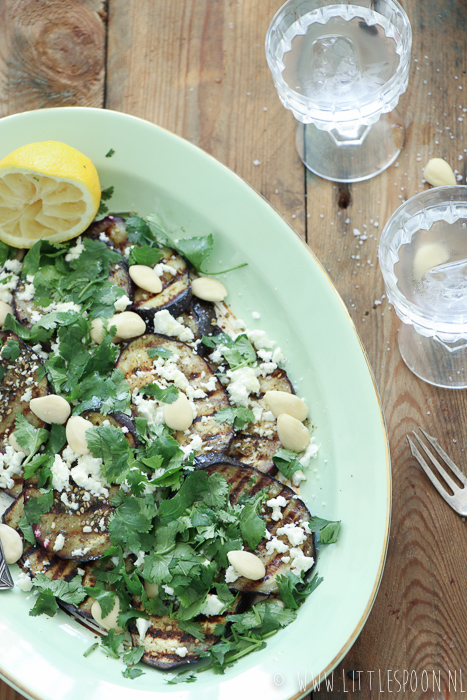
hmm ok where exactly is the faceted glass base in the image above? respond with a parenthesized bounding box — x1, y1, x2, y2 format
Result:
(295, 109, 405, 183)
(398, 322, 467, 389)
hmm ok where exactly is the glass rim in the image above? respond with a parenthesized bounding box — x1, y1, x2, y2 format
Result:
(265, 0, 412, 116)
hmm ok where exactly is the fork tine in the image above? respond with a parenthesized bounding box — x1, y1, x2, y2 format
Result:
(418, 428, 467, 485)
(410, 430, 463, 494)
(407, 435, 456, 504)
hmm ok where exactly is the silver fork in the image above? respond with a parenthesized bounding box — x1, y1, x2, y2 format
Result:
(0, 538, 13, 590)
(407, 428, 467, 517)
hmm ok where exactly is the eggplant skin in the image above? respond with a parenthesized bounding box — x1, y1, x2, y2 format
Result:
(206, 463, 315, 595)
(132, 247, 192, 320)
(179, 299, 217, 355)
(0, 331, 48, 453)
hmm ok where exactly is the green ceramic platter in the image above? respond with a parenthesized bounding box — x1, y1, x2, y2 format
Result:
(0, 107, 390, 700)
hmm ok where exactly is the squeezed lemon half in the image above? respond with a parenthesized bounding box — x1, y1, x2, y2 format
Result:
(0, 140, 101, 248)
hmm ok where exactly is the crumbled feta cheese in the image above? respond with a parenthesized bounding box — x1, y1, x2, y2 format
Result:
(154, 262, 177, 277)
(175, 646, 189, 658)
(181, 433, 203, 459)
(15, 281, 35, 302)
(225, 565, 240, 583)
(60, 493, 79, 511)
(114, 294, 131, 311)
(51, 454, 71, 492)
(265, 537, 289, 555)
(71, 453, 110, 498)
(53, 533, 66, 552)
(246, 329, 274, 350)
(200, 594, 224, 616)
(225, 366, 260, 406)
(20, 387, 33, 403)
(65, 236, 85, 262)
(163, 585, 174, 595)
(289, 548, 315, 575)
(153, 310, 194, 342)
(266, 495, 287, 521)
(277, 523, 307, 547)
(16, 572, 33, 592)
(0, 446, 25, 490)
(136, 618, 152, 641)
(299, 438, 319, 468)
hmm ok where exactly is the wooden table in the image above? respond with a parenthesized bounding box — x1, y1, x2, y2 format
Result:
(1, 1, 466, 698)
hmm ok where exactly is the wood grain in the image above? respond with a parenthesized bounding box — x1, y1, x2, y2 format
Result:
(0, 0, 467, 699)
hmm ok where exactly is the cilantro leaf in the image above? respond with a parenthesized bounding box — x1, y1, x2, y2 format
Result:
(1, 339, 21, 361)
(277, 571, 323, 609)
(71, 368, 130, 415)
(148, 347, 173, 359)
(84, 586, 118, 618)
(125, 215, 156, 246)
(238, 490, 266, 550)
(109, 497, 155, 550)
(100, 629, 125, 659)
(23, 489, 53, 525)
(14, 414, 49, 455)
(128, 246, 164, 267)
(96, 186, 115, 218)
(140, 382, 179, 403)
(34, 572, 87, 606)
(16, 516, 36, 545)
(105, 149, 115, 158)
(0, 241, 15, 267)
(29, 590, 58, 617)
(86, 424, 131, 483)
(122, 667, 145, 679)
(307, 516, 341, 545)
(214, 406, 254, 430)
(272, 448, 305, 480)
(201, 333, 256, 370)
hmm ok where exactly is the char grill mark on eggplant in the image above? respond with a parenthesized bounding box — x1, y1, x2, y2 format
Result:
(0, 331, 47, 456)
(23, 482, 114, 562)
(2, 492, 24, 529)
(116, 333, 234, 457)
(18, 544, 96, 618)
(206, 463, 315, 595)
(227, 368, 294, 474)
(84, 216, 130, 255)
(132, 247, 191, 319)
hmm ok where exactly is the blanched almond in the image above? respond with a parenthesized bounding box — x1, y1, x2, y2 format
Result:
(227, 550, 265, 581)
(277, 413, 310, 452)
(144, 581, 159, 599)
(163, 392, 193, 431)
(112, 311, 146, 340)
(66, 415, 93, 455)
(413, 241, 450, 281)
(30, 395, 71, 425)
(264, 390, 308, 421)
(423, 158, 456, 187)
(8, 431, 30, 455)
(129, 265, 163, 294)
(0, 301, 13, 326)
(191, 277, 227, 302)
(90, 595, 124, 632)
(90, 317, 106, 344)
(0, 523, 23, 564)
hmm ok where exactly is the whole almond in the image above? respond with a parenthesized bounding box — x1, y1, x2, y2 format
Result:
(90, 317, 106, 344)
(277, 413, 310, 452)
(129, 265, 163, 294)
(66, 415, 94, 455)
(163, 392, 193, 431)
(0, 523, 23, 564)
(0, 301, 13, 326)
(30, 395, 71, 425)
(227, 550, 265, 580)
(264, 390, 308, 421)
(144, 581, 159, 599)
(191, 277, 227, 302)
(90, 595, 124, 632)
(423, 158, 456, 187)
(413, 241, 450, 281)
(112, 311, 146, 340)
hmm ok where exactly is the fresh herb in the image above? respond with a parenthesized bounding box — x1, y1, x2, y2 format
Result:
(307, 516, 341, 545)
(97, 186, 115, 217)
(33, 572, 87, 606)
(276, 571, 323, 610)
(1, 339, 21, 361)
(201, 332, 256, 370)
(214, 406, 254, 430)
(83, 643, 99, 658)
(140, 382, 179, 403)
(128, 245, 164, 267)
(0, 241, 15, 266)
(100, 629, 125, 659)
(272, 448, 305, 480)
(148, 347, 173, 359)
(105, 148, 115, 158)
(29, 590, 58, 617)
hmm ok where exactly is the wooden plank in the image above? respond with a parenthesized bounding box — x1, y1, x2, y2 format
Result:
(0, 0, 106, 118)
(312, 0, 467, 697)
(106, 0, 306, 239)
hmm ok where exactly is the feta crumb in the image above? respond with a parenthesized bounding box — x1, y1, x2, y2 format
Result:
(225, 565, 240, 583)
(200, 594, 225, 616)
(265, 536, 289, 555)
(53, 533, 66, 552)
(175, 646, 189, 658)
(277, 523, 307, 546)
(16, 572, 33, 592)
(225, 366, 260, 406)
(136, 618, 152, 641)
(266, 495, 287, 521)
(153, 309, 194, 342)
(114, 294, 131, 311)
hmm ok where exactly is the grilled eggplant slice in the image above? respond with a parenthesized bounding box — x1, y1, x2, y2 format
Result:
(132, 247, 191, 320)
(117, 333, 233, 458)
(128, 597, 241, 669)
(206, 463, 315, 595)
(23, 480, 115, 562)
(228, 369, 294, 475)
(0, 331, 47, 495)
(19, 543, 97, 618)
(2, 491, 24, 529)
(84, 215, 130, 254)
